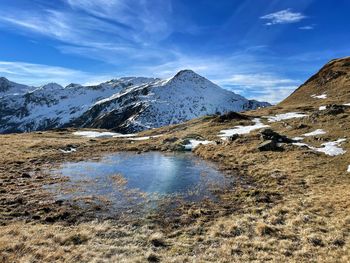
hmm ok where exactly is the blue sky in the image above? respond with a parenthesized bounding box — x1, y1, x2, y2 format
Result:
(0, 0, 349, 103)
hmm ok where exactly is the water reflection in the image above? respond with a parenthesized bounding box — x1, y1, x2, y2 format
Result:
(48, 152, 232, 214)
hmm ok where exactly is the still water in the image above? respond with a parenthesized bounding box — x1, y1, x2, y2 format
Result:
(48, 152, 233, 213)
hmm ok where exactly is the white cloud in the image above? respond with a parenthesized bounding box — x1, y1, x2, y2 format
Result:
(261, 9, 306, 25)
(0, 61, 113, 86)
(221, 74, 296, 87)
(64, 0, 173, 41)
(216, 74, 299, 104)
(299, 25, 315, 30)
(0, 1, 174, 64)
(0, 3, 302, 104)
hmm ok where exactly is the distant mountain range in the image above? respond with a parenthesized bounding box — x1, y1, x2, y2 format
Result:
(0, 70, 270, 134)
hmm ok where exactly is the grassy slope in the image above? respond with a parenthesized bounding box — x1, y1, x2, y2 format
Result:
(1, 58, 350, 262)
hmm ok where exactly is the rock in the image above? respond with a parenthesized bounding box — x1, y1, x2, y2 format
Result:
(32, 215, 41, 220)
(183, 134, 204, 140)
(296, 123, 308, 129)
(54, 200, 64, 206)
(21, 173, 31, 178)
(227, 134, 239, 142)
(260, 129, 292, 143)
(215, 140, 223, 145)
(258, 140, 283, 152)
(146, 253, 160, 263)
(162, 137, 178, 143)
(322, 104, 345, 115)
(213, 111, 249, 123)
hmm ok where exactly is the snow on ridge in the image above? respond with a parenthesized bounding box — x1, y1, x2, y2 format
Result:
(311, 93, 327, 99)
(293, 138, 346, 156)
(0, 70, 270, 134)
(303, 129, 326, 137)
(218, 118, 269, 138)
(265, 112, 308, 123)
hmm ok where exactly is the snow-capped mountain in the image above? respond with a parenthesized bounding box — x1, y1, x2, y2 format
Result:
(0, 77, 34, 95)
(0, 70, 270, 133)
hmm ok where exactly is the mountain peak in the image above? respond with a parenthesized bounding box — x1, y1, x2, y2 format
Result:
(40, 83, 64, 90)
(173, 69, 199, 79)
(168, 70, 208, 86)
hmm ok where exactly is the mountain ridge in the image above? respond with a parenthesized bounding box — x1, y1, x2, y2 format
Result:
(280, 56, 350, 107)
(0, 70, 270, 134)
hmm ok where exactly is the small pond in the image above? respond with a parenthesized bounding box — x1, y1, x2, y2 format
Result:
(47, 152, 234, 216)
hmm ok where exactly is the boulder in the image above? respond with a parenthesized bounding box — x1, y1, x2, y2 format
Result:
(162, 137, 179, 143)
(213, 111, 249, 123)
(227, 134, 239, 142)
(258, 140, 283, 152)
(322, 104, 345, 115)
(260, 129, 293, 143)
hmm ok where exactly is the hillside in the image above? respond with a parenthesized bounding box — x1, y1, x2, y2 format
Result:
(0, 70, 270, 134)
(280, 57, 350, 108)
(1, 58, 350, 262)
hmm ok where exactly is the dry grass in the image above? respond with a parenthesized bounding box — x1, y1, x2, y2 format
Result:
(0, 103, 350, 262)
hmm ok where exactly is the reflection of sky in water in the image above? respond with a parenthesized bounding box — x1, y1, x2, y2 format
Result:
(48, 152, 232, 211)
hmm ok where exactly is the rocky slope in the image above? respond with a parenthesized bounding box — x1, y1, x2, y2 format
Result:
(0, 70, 270, 133)
(280, 57, 350, 108)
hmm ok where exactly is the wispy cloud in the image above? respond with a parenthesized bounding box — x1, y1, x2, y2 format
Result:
(64, 0, 173, 42)
(221, 74, 296, 87)
(0, 2, 304, 103)
(0, 0, 174, 64)
(261, 9, 306, 26)
(299, 25, 315, 30)
(0, 61, 113, 86)
(217, 73, 299, 104)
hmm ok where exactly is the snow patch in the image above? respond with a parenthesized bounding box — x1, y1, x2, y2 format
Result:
(73, 131, 136, 138)
(126, 134, 163, 141)
(311, 93, 327, 99)
(184, 139, 214, 150)
(292, 137, 304, 141)
(113, 134, 137, 138)
(218, 118, 269, 138)
(128, 136, 151, 141)
(317, 139, 347, 156)
(319, 106, 327, 111)
(265, 112, 308, 123)
(293, 139, 346, 156)
(303, 129, 326, 137)
(344, 103, 350, 106)
(347, 165, 350, 173)
(59, 148, 77, 154)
